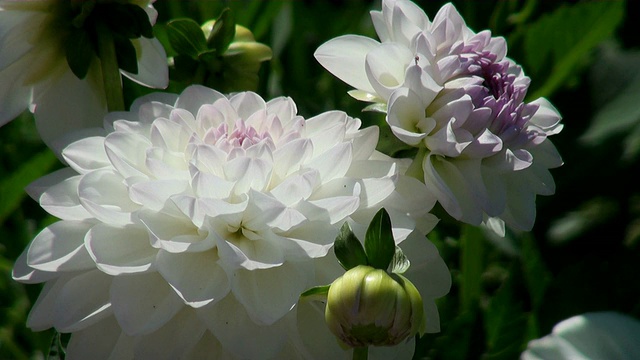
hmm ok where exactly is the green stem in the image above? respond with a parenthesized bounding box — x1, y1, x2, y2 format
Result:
(96, 21, 125, 112)
(352, 346, 368, 360)
(460, 224, 484, 312)
(192, 62, 208, 85)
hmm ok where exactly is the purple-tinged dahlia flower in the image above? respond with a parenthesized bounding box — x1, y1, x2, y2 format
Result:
(316, 0, 563, 232)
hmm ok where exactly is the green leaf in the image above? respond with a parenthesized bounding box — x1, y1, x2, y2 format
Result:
(520, 235, 552, 312)
(46, 331, 66, 360)
(0, 149, 58, 224)
(65, 29, 95, 79)
(390, 246, 410, 274)
(524, 0, 625, 99)
(300, 284, 330, 299)
(334, 222, 368, 271)
(99, 3, 153, 39)
(364, 208, 395, 271)
(113, 36, 138, 74)
(580, 74, 640, 145)
(166, 19, 208, 59)
(483, 264, 528, 360)
(207, 8, 236, 54)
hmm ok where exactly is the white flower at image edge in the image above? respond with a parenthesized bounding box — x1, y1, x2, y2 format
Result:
(522, 312, 640, 360)
(13, 85, 451, 359)
(0, 0, 168, 150)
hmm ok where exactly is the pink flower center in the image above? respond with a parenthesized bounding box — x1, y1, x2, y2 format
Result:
(207, 119, 272, 152)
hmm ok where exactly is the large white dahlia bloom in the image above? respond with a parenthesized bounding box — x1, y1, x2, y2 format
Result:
(0, 0, 168, 150)
(13, 85, 450, 359)
(315, 0, 563, 232)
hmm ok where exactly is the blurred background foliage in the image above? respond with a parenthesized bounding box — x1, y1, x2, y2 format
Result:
(1, 0, 639, 359)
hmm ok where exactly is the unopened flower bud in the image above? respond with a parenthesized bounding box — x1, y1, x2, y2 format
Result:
(325, 265, 425, 347)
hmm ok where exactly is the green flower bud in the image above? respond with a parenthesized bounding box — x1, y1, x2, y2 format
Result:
(199, 21, 272, 92)
(325, 265, 425, 347)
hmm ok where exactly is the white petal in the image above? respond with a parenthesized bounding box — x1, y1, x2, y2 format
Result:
(190, 168, 234, 199)
(183, 331, 233, 360)
(529, 97, 563, 131)
(150, 116, 190, 152)
(387, 87, 431, 146)
(138, 209, 212, 253)
(175, 85, 225, 116)
(388, 0, 429, 46)
(314, 35, 379, 93)
(39, 174, 93, 220)
(401, 231, 451, 333)
(502, 176, 536, 231)
(111, 272, 184, 335)
(104, 131, 152, 178)
(128, 178, 189, 210)
(229, 91, 267, 120)
(26, 277, 65, 331)
(305, 111, 348, 157)
(293, 298, 351, 359)
(229, 262, 310, 325)
(279, 221, 338, 260)
(215, 232, 285, 271)
(53, 270, 113, 332)
(66, 316, 128, 360)
(0, 48, 32, 125)
(27, 220, 95, 272)
(351, 125, 379, 160)
(270, 169, 320, 206)
(266, 96, 297, 124)
(121, 37, 168, 89)
(0, 10, 38, 68)
(34, 63, 107, 152)
(62, 136, 110, 174)
(190, 144, 228, 177)
(197, 295, 288, 359)
(272, 137, 313, 179)
(423, 154, 483, 225)
(12, 245, 58, 284)
(300, 193, 360, 225)
(365, 42, 413, 100)
(305, 142, 353, 183)
(134, 308, 207, 360)
(86, 223, 156, 275)
(225, 156, 272, 194)
(78, 169, 140, 225)
(156, 249, 230, 308)
(25, 167, 75, 202)
(244, 190, 306, 232)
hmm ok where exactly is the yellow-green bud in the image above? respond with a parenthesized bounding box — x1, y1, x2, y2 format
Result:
(200, 21, 272, 92)
(325, 265, 425, 347)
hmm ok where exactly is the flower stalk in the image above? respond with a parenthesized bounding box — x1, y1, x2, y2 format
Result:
(353, 346, 368, 360)
(95, 21, 125, 112)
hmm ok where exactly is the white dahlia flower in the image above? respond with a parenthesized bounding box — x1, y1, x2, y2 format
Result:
(13, 85, 450, 359)
(522, 312, 640, 360)
(315, 0, 563, 232)
(0, 0, 168, 150)
(314, 0, 507, 104)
